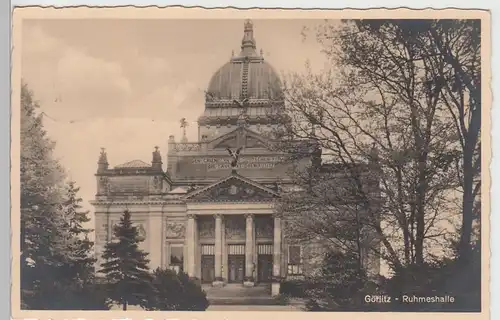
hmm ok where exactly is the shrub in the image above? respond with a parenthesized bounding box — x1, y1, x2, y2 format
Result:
(145, 268, 209, 311)
(279, 279, 309, 298)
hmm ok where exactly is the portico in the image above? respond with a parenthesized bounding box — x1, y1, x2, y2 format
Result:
(184, 176, 282, 289)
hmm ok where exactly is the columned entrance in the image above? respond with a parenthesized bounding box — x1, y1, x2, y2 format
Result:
(186, 212, 281, 295)
(257, 244, 273, 283)
(201, 245, 215, 283)
(228, 244, 245, 283)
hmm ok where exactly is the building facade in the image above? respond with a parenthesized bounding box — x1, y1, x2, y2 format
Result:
(91, 20, 378, 296)
(92, 21, 312, 293)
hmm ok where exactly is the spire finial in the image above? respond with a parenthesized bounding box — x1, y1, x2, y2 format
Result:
(240, 19, 257, 56)
(180, 118, 188, 143)
(99, 147, 108, 163)
(98, 147, 109, 172)
(152, 145, 162, 166)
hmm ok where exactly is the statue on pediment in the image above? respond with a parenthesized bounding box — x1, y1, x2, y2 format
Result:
(226, 147, 243, 169)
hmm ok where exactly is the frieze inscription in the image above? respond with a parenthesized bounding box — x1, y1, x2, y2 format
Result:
(192, 156, 287, 171)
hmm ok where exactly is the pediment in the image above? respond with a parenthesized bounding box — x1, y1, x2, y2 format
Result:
(209, 127, 272, 150)
(213, 135, 238, 149)
(185, 174, 279, 202)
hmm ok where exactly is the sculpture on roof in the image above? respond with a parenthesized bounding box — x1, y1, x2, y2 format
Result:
(227, 146, 243, 169)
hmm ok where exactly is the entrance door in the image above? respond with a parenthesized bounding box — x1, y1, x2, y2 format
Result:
(257, 254, 273, 283)
(201, 255, 215, 283)
(228, 255, 245, 283)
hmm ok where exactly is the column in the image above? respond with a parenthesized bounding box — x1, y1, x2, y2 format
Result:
(186, 214, 196, 278)
(272, 215, 282, 296)
(213, 214, 224, 285)
(148, 214, 163, 269)
(244, 214, 255, 286)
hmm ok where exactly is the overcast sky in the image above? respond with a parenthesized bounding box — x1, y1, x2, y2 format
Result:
(21, 18, 330, 214)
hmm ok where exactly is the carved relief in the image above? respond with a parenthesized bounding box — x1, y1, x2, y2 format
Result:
(165, 221, 186, 239)
(190, 177, 276, 202)
(225, 216, 245, 240)
(174, 143, 202, 152)
(135, 222, 147, 241)
(198, 217, 215, 239)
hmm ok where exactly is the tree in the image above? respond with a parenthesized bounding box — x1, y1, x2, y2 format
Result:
(274, 19, 467, 274)
(144, 268, 209, 311)
(20, 82, 69, 308)
(99, 210, 154, 310)
(305, 250, 377, 311)
(59, 181, 96, 282)
(20, 83, 107, 309)
(276, 162, 379, 277)
(423, 20, 481, 262)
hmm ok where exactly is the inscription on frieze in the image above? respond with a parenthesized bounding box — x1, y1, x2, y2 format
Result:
(192, 156, 287, 171)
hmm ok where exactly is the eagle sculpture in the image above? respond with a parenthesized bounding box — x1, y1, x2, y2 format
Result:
(226, 147, 243, 168)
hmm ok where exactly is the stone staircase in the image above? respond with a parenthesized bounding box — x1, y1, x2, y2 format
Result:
(203, 283, 280, 305)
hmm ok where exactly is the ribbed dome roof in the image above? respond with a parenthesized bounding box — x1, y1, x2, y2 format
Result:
(205, 20, 283, 106)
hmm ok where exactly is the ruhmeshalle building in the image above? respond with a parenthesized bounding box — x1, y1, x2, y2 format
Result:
(91, 20, 379, 296)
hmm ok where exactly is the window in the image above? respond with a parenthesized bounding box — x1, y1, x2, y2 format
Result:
(169, 244, 184, 273)
(287, 245, 303, 275)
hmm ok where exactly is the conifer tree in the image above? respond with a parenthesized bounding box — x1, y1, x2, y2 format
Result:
(99, 210, 154, 310)
(20, 83, 107, 309)
(59, 181, 96, 283)
(20, 82, 69, 308)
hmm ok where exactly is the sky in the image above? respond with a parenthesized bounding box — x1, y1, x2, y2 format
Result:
(21, 18, 329, 214)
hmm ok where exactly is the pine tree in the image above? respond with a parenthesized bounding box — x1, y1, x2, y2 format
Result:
(99, 210, 154, 310)
(20, 83, 107, 309)
(59, 181, 96, 283)
(20, 82, 69, 308)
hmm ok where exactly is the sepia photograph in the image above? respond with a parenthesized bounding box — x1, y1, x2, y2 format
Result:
(11, 7, 490, 318)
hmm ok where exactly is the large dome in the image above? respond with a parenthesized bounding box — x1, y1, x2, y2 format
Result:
(197, 20, 284, 139)
(206, 57, 283, 102)
(205, 20, 283, 106)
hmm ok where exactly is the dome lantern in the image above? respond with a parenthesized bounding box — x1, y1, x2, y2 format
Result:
(240, 19, 258, 57)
